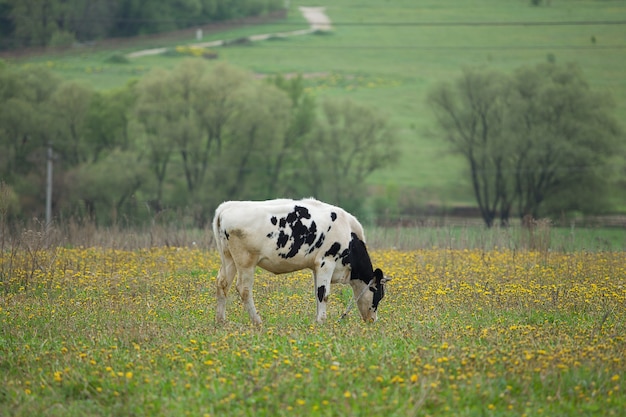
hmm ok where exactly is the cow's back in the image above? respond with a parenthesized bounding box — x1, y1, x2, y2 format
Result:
(212, 198, 362, 275)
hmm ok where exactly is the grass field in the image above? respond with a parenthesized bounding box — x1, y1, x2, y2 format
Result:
(9, 0, 626, 210)
(1, 240, 624, 416)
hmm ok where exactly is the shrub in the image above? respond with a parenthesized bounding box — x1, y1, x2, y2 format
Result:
(48, 30, 76, 48)
(105, 53, 130, 64)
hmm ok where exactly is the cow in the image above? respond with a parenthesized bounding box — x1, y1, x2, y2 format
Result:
(212, 198, 390, 325)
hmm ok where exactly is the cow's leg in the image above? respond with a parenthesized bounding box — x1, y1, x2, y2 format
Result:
(236, 266, 262, 325)
(314, 267, 333, 323)
(216, 252, 236, 324)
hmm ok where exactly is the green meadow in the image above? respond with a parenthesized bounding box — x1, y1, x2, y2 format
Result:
(2, 3, 625, 415)
(1, 241, 624, 416)
(13, 0, 626, 209)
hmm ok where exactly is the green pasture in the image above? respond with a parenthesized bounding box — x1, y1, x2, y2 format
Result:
(11, 0, 626, 208)
(1, 243, 625, 416)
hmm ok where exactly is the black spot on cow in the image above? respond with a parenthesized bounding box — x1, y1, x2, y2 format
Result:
(286, 211, 297, 224)
(270, 216, 278, 225)
(295, 205, 311, 219)
(314, 233, 325, 249)
(286, 205, 310, 224)
(224, 231, 230, 240)
(284, 223, 307, 258)
(330, 212, 337, 221)
(277, 231, 289, 248)
(276, 205, 320, 259)
(324, 242, 341, 258)
(340, 248, 350, 266)
(317, 285, 326, 303)
(308, 231, 325, 255)
(267, 232, 274, 238)
(304, 221, 317, 245)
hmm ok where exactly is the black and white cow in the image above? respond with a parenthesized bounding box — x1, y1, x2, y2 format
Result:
(212, 198, 390, 324)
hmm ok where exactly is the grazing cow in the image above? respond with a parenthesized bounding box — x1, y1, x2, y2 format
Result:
(212, 198, 390, 324)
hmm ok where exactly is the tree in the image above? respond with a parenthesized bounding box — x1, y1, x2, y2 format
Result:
(132, 61, 252, 213)
(0, 65, 60, 217)
(216, 80, 292, 202)
(301, 98, 399, 215)
(68, 149, 148, 224)
(265, 74, 316, 197)
(508, 63, 621, 219)
(0, 66, 60, 176)
(4, 0, 59, 47)
(179, 61, 248, 195)
(132, 67, 179, 211)
(428, 63, 622, 227)
(49, 80, 93, 167)
(1, 0, 284, 47)
(428, 68, 511, 227)
(84, 82, 137, 163)
(194, 62, 249, 160)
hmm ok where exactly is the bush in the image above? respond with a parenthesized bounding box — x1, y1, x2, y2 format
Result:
(48, 30, 76, 48)
(105, 53, 130, 64)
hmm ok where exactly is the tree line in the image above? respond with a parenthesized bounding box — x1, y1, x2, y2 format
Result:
(0, 0, 283, 50)
(0, 59, 399, 227)
(428, 62, 623, 227)
(0, 58, 622, 228)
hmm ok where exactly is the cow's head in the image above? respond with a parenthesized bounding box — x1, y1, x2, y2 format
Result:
(348, 234, 391, 322)
(354, 268, 390, 322)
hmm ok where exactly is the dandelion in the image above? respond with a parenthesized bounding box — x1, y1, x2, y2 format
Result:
(3, 246, 624, 415)
(390, 375, 405, 384)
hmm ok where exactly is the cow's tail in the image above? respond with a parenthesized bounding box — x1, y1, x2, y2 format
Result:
(212, 205, 225, 254)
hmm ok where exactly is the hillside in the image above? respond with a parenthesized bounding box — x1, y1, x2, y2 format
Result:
(8, 0, 626, 213)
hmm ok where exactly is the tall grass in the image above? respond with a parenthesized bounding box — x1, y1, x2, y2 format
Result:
(0, 215, 623, 253)
(366, 223, 625, 252)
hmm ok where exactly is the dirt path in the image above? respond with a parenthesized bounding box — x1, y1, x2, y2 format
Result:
(298, 7, 332, 31)
(126, 7, 330, 59)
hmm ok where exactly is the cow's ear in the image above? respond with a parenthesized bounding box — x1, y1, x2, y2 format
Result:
(368, 268, 383, 291)
(374, 268, 384, 283)
(374, 268, 391, 284)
